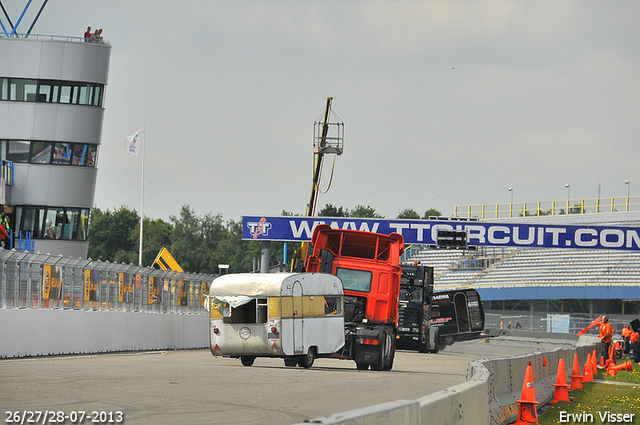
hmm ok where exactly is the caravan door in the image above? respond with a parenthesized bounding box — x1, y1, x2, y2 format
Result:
(292, 280, 304, 353)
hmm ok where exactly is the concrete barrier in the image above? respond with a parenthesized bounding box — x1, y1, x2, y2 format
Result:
(289, 400, 420, 425)
(0, 308, 209, 358)
(293, 336, 599, 425)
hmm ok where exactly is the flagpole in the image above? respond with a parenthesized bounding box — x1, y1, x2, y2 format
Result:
(138, 125, 145, 266)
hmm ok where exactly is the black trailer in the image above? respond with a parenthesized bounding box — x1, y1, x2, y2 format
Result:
(430, 288, 485, 347)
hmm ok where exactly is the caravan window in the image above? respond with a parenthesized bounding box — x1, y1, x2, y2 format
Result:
(223, 298, 268, 324)
(257, 298, 268, 323)
(324, 296, 342, 315)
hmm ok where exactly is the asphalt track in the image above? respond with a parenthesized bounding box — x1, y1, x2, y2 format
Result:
(0, 337, 573, 425)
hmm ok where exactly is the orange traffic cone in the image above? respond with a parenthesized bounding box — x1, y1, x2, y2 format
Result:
(569, 353, 583, 391)
(609, 345, 615, 363)
(607, 368, 617, 376)
(582, 353, 593, 383)
(608, 360, 633, 372)
(551, 358, 570, 403)
(591, 350, 598, 375)
(513, 362, 539, 425)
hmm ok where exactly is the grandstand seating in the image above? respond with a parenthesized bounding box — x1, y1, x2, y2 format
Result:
(407, 246, 640, 292)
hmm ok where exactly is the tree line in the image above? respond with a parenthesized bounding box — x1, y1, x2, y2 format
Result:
(87, 204, 442, 274)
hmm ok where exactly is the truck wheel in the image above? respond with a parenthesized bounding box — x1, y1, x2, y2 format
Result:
(356, 363, 369, 370)
(299, 347, 315, 369)
(430, 337, 440, 354)
(381, 333, 395, 371)
(284, 357, 298, 367)
(382, 336, 395, 371)
(240, 356, 256, 366)
(372, 332, 390, 371)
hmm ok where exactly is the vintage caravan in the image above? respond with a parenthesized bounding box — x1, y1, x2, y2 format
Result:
(208, 272, 345, 368)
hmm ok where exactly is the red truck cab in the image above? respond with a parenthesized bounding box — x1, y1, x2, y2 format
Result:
(305, 224, 404, 370)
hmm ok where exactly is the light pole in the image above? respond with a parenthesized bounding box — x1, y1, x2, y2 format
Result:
(509, 187, 513, 204)
(625, 180, 630, 212)
(508, 187, 513, 218)
(565, 184, 570, 214)
(625, 180, 630, 197)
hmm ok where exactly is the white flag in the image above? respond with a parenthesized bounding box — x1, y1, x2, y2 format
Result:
(125, 129, 142, 157)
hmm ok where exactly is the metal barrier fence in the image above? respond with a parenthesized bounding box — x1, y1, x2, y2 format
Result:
(485, 311, 636, 336)
(0, 250, 217, 314)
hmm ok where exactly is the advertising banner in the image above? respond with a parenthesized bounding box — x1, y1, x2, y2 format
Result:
(242, 216, 640, 251)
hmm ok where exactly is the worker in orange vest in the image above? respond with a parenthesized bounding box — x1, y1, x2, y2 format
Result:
(598, 315, 615, 363)
(622, 324, 632, 356)
(631, 329, 639, 363)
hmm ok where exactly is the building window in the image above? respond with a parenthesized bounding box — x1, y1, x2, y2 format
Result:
(0, 77, 105, 107)
(7, 141, 30, 163)
(17, 206, 91, 241)
(10, 79, 37, 101)
(53, 143, 72, 165)
(0, 140, 98, 167)
(59, 84, 72, 104)
(32, 142, 52, 163)
(0, 78, 8, 100)
(38, 80, 59, 103)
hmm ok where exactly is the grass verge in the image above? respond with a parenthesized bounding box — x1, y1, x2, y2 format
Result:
(538, 359, 640, 425)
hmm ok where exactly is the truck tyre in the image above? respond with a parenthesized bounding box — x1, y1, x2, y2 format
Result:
(356, 362, 369, 370)
(284, 357, 298, 367)
(372, 332, 391, 371)
(430, 337, 440, 354)
(427, 328, 440, 354)
(298, 347, 315, 369)
(240, 356, 256, 366)
(382, 335, 395, 371)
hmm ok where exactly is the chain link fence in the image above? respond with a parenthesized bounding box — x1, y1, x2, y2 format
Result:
(0, 250, 217, 314)
(485, 311, 636, 337)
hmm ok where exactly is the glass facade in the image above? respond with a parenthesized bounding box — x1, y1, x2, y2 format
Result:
(1, 140, 97, 167)
(0, 77, 105, 107)
(16, 206, 91, 241)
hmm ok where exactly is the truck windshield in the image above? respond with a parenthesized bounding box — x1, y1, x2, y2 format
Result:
(336, 268, 372, 293)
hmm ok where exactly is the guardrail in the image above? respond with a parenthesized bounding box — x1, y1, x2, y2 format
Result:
(0, 32, 110, 45)
(292, 334, 598, 425)
(455, 196, 640, 219)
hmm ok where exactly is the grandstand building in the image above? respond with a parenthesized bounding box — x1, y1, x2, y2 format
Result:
(407, 210, 640, 333)
(0, 33, 111, 258)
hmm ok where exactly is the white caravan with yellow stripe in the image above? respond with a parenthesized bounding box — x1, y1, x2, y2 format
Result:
(208, 272, 345, 368)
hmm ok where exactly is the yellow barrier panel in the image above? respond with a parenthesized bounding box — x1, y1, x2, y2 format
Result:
(154, 247, 184, 272)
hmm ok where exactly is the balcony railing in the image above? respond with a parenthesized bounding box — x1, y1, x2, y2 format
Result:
(455, 196, 640, 219)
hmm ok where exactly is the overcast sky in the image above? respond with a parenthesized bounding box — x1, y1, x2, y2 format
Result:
(11, 1, 640, 223)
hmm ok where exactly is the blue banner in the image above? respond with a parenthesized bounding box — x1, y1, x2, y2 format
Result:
(242, 216, 640, 251)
